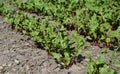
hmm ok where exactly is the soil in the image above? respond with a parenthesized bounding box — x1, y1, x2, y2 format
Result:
(0, 14, 120, 74)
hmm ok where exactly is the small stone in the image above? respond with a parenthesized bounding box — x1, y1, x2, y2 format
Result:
(8, 63, 12, 67)
(25, 65, 30, 70)
(6, 72, 9, 74)
(84, 58, 89, 62)
(0, 66, 3, 70)
(2, 63, 7, 66)
(14, 59, 20, 65)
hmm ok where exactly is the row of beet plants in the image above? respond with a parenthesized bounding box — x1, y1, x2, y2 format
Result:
(9, 0, 120, 48)
(0, 1, 120, 74)
(0, 2, 84, 68)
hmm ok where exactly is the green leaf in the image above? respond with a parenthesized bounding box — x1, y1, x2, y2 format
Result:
(64, 52, 71, 65)
(60, 25, 66, 31)
(30, 31, 39, 36)
(114, 60, 120, 68)
(22, 30, 27, 34)
(97, 54, 105, 64)
(109, 31, 119, 38)
(106, 38, 110, 43)
(99, 65, 107, 74)
(100, 35, 105, 40)
(51, 52, 62, 60)
(87, 36, 92, 40)
(107, 69, 115, 74)
(87, 62, 95, 74)
(31, 36, 40, 42)
(99, 65, 115, 74)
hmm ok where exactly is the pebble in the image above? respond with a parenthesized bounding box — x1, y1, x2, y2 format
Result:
(0, 66, 3, 70)
(14, 59, 20, 65)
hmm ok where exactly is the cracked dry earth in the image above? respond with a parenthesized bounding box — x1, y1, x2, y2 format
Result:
(0, 15, 120, 74)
